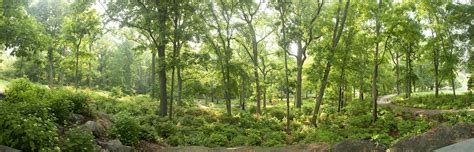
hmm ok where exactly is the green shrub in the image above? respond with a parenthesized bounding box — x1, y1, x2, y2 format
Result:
(229, 135, 249, 146)
(110, 86, 124, 97)
(48, 91, 73, 124)
(109, 112, 143, 145)
(348, 114, 372, 128)
(265, 108, 286, 120)
(371, 133, 394, 147)
(63, 127, 96, 152)
(0, 107, 59, 152)
(155, 119, 176, 138)
(206, 133, 228, 147)
(262, 132, 286, 146)
(63, 90, 91, 116)
(4, 78, 48, 103)
(301, 128, 343, 144)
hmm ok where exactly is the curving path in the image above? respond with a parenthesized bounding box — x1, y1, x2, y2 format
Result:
(377, 94, 474, 115)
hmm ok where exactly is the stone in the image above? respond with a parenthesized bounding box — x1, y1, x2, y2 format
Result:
(390, 123, 472, 152)
(81, 120, 106, 138)
(69, 113, 86, 124)
(331, 139, 385, 152)
(0, 145, 20, 152)
(99, 139, 133, 152)
(435, 138, 474, 152)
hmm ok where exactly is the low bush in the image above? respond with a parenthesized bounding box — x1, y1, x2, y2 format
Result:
(4, 78, 48, 103)
(0, 107, 59, 152)
(109, 112, 143, 145)
(63, 127, 96, 152)
(392, 94, 474, 110)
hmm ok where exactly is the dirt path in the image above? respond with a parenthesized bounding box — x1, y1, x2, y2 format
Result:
(377, 94, 474, 115)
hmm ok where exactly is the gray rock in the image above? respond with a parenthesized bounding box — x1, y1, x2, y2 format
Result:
(96, 112, 113, 129)
(390, 123, 472, 152)
(451, 123, 472, 140)
(69, 113, 86, 124)
(81, 121, 106, 138)
(99, 139, 133, 152)
(435, 138, 474, 152)
(331, 139, 385, 152)
(0, 145, 20, 152)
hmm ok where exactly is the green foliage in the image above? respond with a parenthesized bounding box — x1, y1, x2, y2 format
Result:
(393, 94, 474, 109)
(0, 106, 59, 152)
(109, 112, 153, 146)
(63, 127, 96, 152)
(4, 78, 48, 103)
(48, 94, 73, 124)
(207, 133, 229, 147)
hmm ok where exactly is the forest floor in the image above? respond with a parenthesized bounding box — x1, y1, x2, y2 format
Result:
(378, 94, 474, 115)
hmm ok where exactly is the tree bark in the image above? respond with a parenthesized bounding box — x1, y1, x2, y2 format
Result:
(75, 38, 82, 90)
(371, 0, 381, 123)
(151, 51, 156, 99)
(88, 43, 93, 87)
(312, 0, 350, 126)
(296, 40, 304, 109)
(158, 44, 167, 117)
(278, 0, 291, 132)
(47, 47, 54, 85)
(177, 64, 182, 106)
(405, 44, 412, 98)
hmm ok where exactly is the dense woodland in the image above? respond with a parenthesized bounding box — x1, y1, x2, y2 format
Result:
(0, 0, 473, 151)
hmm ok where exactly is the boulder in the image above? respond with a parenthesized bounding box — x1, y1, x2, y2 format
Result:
(0, 145, 20, 152)
(390, 123, 472, 152)
(81, 121, 106, 138)
(69, 113, 86, 124)
(99, 139, 133, 152)
(96, 112, 113, 129)
(331, 139, 385, 152)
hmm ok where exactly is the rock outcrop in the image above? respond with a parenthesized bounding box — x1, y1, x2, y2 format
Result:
(390, 123, 472, 152)
(331, 139, 385, 152)
(0, 145, 20, 152)
(99, 139, 134, 152)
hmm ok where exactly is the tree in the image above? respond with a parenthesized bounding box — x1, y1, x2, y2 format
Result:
(105, 1, 171, 116)
(28, 0, 67, 85)
(274, 0, 292, 132)
(312, 0, 350, 126)
(200, 0, 238, 116)
(371, 0, 382, 122)
(61, 0, 100, 89)
(288, 0, 324, 109)
(169, 0, 196, 118)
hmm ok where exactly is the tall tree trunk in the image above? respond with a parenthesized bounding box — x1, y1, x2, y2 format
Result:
(278, 1, 291, 132)
(58, 47, 65, 86)
(396, 54, 400, 95)
(428, 15, 440, 97)
(405, 44, 412, 98)
(177, 64, 182, 106)
(296, 40, 304, 109)
(47, 47, 54, 85)
(88, 43, 93, 87)
(452, 78, 456, 97)
(249, 26, 261, 116)
(75, 38, 82, 90)
(313, 0, 350, 126)
(372, 0, 381, 123)
(169, 66, 175, 119)
(158, 44, 168, 117)
(263, 77, 267, 109)
(224, 60, 232, 115)
(240, 75, 246, 110)
(151, 51, 156, 99)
